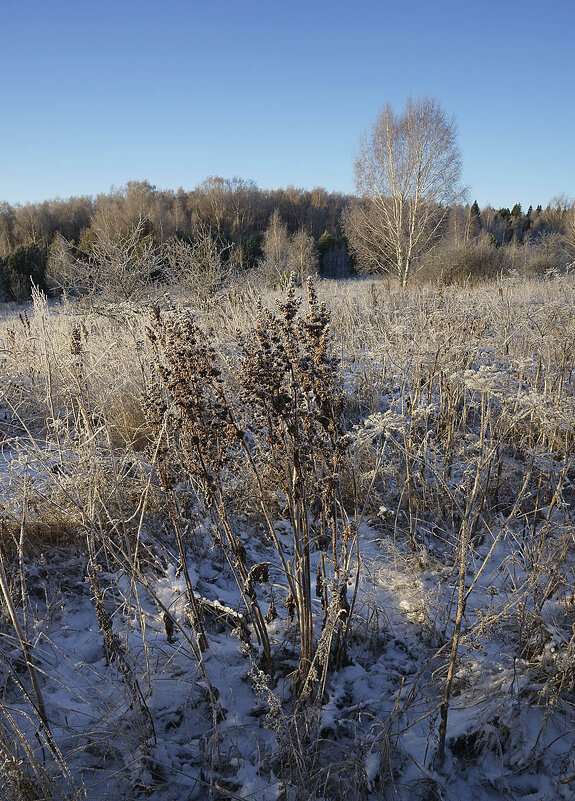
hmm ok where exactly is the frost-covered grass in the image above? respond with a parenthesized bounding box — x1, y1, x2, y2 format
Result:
(0, 274, 575, 800)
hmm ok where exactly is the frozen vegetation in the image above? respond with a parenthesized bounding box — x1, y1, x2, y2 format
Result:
(1, 274, 575, 800)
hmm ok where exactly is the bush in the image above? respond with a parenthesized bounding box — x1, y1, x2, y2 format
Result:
(416, 236, 511, 285)
(522, 232, 569, 276)
(46, 219, 161, 306)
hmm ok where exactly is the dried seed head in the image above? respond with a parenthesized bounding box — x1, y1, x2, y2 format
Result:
(338, 585, 350, 622)
(265, 594, 277, 623)
(285, 593, 296, 622)
(248, 563, 270, 584)
(163, 612, 175, 643)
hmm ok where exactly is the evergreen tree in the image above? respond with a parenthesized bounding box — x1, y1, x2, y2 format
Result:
(317, 231, 351, 277)
(466, 200, 482, 239)
(1, 243, 47, 301)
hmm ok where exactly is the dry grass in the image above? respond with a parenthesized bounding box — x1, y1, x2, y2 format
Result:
(0, 272, 574, 799)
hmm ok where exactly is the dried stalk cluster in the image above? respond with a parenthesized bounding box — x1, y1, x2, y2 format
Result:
(145, 277, 356, 696)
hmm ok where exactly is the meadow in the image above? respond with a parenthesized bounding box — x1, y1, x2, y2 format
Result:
(0, 273, 574, 800)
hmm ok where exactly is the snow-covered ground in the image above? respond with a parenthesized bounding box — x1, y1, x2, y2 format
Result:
(2, 466, 574, 800)
(1, 279, 575, 800)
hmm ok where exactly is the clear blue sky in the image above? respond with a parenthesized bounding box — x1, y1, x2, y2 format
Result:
(1, 0, 573, 210)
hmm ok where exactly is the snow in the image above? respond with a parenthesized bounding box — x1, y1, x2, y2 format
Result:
(2, 284, 575, 800)
(1, 473, 574, 799)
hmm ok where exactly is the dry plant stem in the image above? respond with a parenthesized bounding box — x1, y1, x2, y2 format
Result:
(182, 407, 273, 659)
(212, 499, 272, 660)
(149, 418, 209, 651)
(0, 562, 81, 797)
(0, 704, 85, 801)
(289, 489, 314, 675)
(198, 473, 272, 661)
(166, 492, 208, 652)
(0, 536, 52, 744)
(237, 277, 352, 692)
(86, 530, 157, 746)
(31, 286, 60, 447)
(342, 517, 361, 643)
(113, 508, 156, 691)
(236, 434, 298, 595)
(146, 305, 272, 668)
(463, 463, 536, 605)
(98, 528, 219, 704)
(435, 513, 472, 767)
(436, 390, 493, 766)
(0, 709, 54, 801)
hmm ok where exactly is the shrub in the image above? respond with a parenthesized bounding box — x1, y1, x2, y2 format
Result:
(523, 232, 569, 276)
(46, 219, 160, 305)
(417, 235, 511, 285)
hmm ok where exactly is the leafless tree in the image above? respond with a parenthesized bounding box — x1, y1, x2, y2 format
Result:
(288, 229, 318, 284)
(163, 224, 231, 304)
(47, 218, 161, 306)
(344, 96, 464, 286)
(260, 209, 290, 285)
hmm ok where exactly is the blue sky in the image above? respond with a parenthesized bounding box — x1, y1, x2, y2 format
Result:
(1, 0, 573, 209)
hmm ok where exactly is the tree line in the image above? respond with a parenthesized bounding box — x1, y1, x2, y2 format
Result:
(0, 179, 353, 301)
(1, 98, 574, 302)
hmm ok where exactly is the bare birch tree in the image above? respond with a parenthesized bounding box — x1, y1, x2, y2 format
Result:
(260, 209, 290, 285)
(288, 229, 318, 284)
(344, 97, 464, 286)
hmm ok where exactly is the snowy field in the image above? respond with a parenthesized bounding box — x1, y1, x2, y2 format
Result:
(1, 276, 575, 800)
